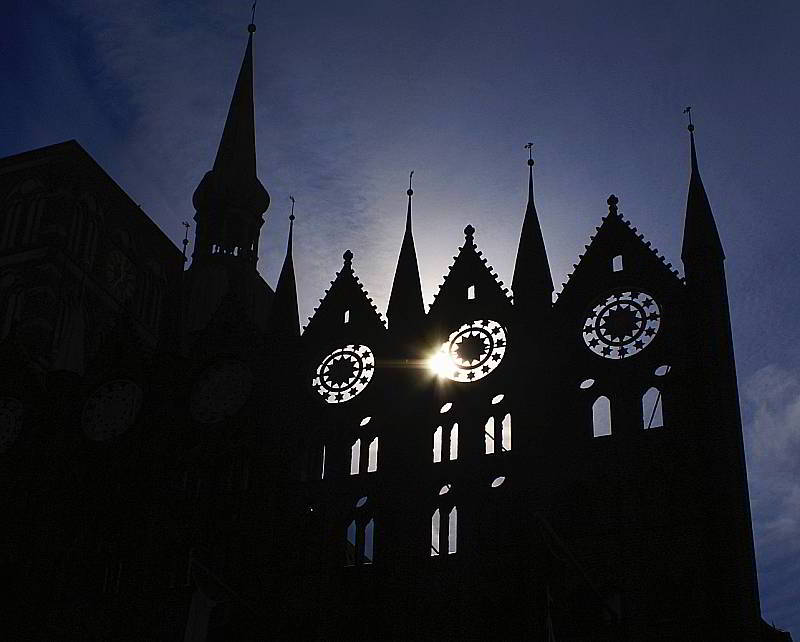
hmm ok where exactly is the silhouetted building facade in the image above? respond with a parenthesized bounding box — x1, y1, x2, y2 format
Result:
(0, 23, 792, 642)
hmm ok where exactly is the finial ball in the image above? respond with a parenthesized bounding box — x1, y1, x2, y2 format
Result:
(248, 23, 256, 33)
(607, 194, 619, 206)
(687, 123, 695, 132)
(464, 224, 475, 238)
(407, 188, 414, 197)
(343, 249, 353, 263)
(527, 158, 534, 167)
(289, 214, 295, 221)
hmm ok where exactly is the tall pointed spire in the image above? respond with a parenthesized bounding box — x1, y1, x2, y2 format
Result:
(387, 171, 425, 332)
(512, 143, 553, 306)
(269, 197, 300, 338)
(192, 19, 270, 262)
(681, 109, 724, 263)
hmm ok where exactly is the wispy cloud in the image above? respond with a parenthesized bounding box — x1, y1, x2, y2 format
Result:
(59, 1, 396, 323)
(743, 364, 800, 635)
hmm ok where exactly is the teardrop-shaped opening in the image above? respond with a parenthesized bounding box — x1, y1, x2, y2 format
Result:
(491, 394, 504, 405)
(440, 402, 453, 414)
(439, 484, 451, 496)
(360, 416, 372, 426)
(491, 476, 506, 488)
(654, 365, 670, 377)
(580, 378, 595, 390)
(355, 496, 368, 508)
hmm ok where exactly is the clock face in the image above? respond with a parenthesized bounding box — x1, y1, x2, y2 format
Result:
(582, 289, 661, 359)
(433, 319, 507, 382)
(82, 380, 142, 441)
(105, 248, 137, 302)
(190, 359, 253, 423)
(312, 344, 375, 404)
(0, 398, 24, 453)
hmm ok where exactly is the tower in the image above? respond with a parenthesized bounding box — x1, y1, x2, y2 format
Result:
(185, 21, 273, 334)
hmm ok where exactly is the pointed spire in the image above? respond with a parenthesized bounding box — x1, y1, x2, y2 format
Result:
(512, 143, 553, 306)
(387, 171, 425, 332)
(269, 197, 299, 338)
(681, 109, 724, 263)
(192, 20, 270, 234)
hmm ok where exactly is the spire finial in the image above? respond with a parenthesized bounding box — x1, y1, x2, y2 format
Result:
(249, 1, 257, 32)
(407, 170, 414, 197)
(525, 141, 534, 167)
(343, 249, 353, 266)
(684, 106, 694, 132)
(607, 194, 619, 216)
(181, 221, 191, 263)
(464, 224, 475, 241)
(289, 195, 296, 221)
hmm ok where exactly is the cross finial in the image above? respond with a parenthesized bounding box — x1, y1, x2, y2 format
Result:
(181, 221, 191, 260)
(525, 142, 534, 166)
(248, 1, 257, 32)
(407, 170, 414, 197)
(289, 195, 295, 221)
(683, 106, 694, 132)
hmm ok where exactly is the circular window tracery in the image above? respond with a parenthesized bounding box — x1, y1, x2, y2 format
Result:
(313, 344, 375, 404)
(432, 319, 507, 382)
(582, 290, 661, 359)
(0, 398, 24, 453)
(82, 380, 142, 441)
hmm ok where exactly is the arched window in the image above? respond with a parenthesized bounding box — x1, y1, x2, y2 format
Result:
(433, 424, 458, 462)
(433, 426, 442, 463)
(642, 387, 664, 429)
(345, 502, 375, 567)
(593, 396, 612, 437)
(449, 423, 458, 461)
(350, 438, 361, 475)
(431, 505, 458, 556)
(367, 437, 379, 472)
(485, 414, 512, 454)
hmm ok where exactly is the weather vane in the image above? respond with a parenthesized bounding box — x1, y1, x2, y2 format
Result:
(251, 0, 258, 24)
(408, 170, 414, 196)
(181, 221, 191, 262)
(683, 106, 694, 131)
(289, 195, 295, 221)
(525, 142, 534, 166)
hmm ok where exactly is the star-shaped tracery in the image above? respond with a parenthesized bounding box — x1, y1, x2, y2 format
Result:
(583, 290, 661, 359)
(430, 319, 507, 382)
(313, 344, 375, 404)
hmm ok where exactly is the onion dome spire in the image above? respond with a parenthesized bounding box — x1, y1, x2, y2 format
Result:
(512, 143, 553, 306)
(192, 19, 270, 262)
(387, 171, 425, 332)
(681, 108, 724, 263)
(269, 196, 300, 337)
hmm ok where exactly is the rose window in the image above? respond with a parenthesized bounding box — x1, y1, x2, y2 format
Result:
(430, 319, 507, 382)
(583, 290, 661, 359)
(313, 344, 375, 404)
(0, 398, 24, 453)
(82, 380, 143, 441)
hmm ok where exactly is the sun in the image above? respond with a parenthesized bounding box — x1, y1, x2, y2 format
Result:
(428, 350, 456, 378)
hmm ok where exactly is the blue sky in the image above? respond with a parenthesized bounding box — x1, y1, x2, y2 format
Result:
(2, 0, 799, 632)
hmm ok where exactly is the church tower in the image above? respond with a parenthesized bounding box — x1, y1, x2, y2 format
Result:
(185, 22, 273, 333)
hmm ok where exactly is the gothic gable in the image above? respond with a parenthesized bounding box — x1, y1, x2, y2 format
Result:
(427, 225, 512, 328)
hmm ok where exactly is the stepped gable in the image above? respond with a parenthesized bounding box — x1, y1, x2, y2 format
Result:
(303, 250, 386, 343)
(555, 194, 684, 308)
(427, 224, 512, 324)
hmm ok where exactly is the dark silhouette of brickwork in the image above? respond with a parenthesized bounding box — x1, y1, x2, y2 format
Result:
(0, 24, 792, 642)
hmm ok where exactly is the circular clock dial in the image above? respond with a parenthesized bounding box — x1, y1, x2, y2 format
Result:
(190, 359, 253, 424)
(434, 319, 507, 382)
(105, 248, 137, 302)
(312, 344, 375, 404)
(82, 380, 142, 441)
(583, 289, 661, 359)
(0, 398, 24, 453)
